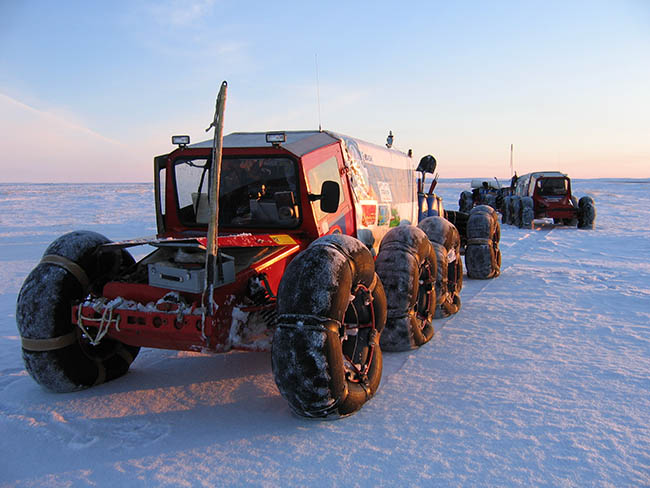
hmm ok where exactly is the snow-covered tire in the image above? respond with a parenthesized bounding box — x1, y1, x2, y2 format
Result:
(484, 193, 497, 210)
(495, 193, 505, 213)
(503, 196, 512, 225)
(520, 197, 534, 228)
(417, 216, 463, 318)
(272, 234, 387, 419)
(375, 226, 437, 352)
(16, 231, 140, 393)
(508, 195, 518, 226)
(458, 191, 474, 213)
(578, 196, 596, 229)
(465, 205, 501, 279)
(511, 196, 522, 227)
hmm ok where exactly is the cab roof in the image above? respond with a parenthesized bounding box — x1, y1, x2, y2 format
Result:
(190, 130, 411, 164)
(520, 171, 568, 180)
(190, 131, 338, 158)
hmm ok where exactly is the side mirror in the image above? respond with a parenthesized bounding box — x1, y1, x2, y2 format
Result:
(309, 180, 340, 213)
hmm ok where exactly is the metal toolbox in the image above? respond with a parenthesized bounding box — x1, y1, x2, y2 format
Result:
(148, 253, 235, 293)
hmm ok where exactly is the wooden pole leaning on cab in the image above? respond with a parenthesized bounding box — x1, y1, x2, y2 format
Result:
(205, 81, 228, 298)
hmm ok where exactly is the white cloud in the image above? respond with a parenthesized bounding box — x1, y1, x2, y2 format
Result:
(0, 94, 123, 147)
(0, 94, 150, 182)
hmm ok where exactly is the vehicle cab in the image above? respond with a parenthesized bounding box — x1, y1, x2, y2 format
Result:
(515, 171, 577, 221)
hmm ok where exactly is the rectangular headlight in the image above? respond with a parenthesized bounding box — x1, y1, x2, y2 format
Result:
(172, 135, 190, 146)
(265, 132, 286, 144)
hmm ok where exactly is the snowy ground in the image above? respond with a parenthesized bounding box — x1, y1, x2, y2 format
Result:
(1, 179, 649, 487)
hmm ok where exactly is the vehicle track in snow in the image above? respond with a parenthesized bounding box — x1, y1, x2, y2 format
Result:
(458, 222, 553, 306)
(382, 221, 553, 379)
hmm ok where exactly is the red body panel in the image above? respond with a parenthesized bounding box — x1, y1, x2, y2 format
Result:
(74, 139, 358, 352)
(530, 176, 577, 220)
(75, 241, 303, 352)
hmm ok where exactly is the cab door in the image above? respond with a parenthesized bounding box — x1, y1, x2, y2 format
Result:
(302, 146, 353, 237)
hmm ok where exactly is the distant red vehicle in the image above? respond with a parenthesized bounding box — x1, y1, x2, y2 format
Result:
(504, 171, 596, 229)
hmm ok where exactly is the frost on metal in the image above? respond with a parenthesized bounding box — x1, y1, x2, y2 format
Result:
(81, 291, 204, 316)
(228, 306, 274, 351)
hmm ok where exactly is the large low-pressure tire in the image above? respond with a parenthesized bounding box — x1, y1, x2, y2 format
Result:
(458, 191, 474, 213)
(511, 196, 522, 227)
(503, 195, 512, 225)
(578, 196, 596, 229)
(508, 195, 518, 226)
(520, 196, 534, 228)
(495, 193, 505, 213)
(417, 216, 463, 318)
(272, 234, 387, 419)
(375, 225, 437, 352)
(465, 205, 501, 279)
(16, 231, 140, 393)
(484, 193, 497, 210)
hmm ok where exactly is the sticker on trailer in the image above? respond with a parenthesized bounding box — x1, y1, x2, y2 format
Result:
(377, 181, 393, 202)
(377, 204, 390, 226)
(360, 201, 378, 226)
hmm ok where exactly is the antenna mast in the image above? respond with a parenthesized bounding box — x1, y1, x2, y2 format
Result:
(315, 54, 322, 131)
(510, 143, 514, 176)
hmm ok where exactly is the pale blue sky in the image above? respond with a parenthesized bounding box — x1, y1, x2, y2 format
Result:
(1, 0, 648, 181)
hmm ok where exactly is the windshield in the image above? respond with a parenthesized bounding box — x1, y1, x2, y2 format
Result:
(537, 178, 568, 196)
(173, 156, 300, 228)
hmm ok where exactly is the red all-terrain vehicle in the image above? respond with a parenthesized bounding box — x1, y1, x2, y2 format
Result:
(502, 171, 596, 229)
(16, 85, 494, 418)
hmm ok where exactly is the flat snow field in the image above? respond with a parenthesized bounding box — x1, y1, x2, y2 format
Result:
(0, 179, 649, 487)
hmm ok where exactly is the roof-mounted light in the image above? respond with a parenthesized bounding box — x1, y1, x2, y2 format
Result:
(266, 132, 286, 147)
(172, 135, 190, 148)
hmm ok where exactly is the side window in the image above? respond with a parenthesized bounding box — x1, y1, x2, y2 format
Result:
(173, 158, 210, 225)
(175, 159, 208, 210)
(159, 167, 166, 215)
(307, 156, 345, 220)
(154, 163, 167, 234)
